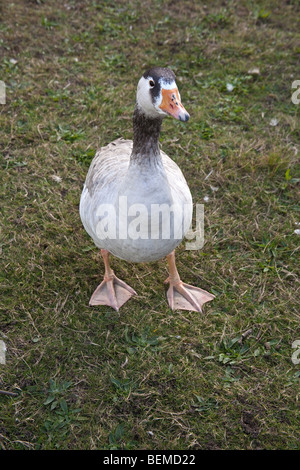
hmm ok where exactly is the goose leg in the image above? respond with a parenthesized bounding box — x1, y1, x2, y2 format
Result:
(89, 249, 137, 311)
(164, 250, 215, 312)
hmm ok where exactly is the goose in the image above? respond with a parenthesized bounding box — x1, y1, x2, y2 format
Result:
(79, 66, 214, 312)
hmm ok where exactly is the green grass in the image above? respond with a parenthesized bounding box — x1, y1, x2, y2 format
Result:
(0, 0, 299, 450)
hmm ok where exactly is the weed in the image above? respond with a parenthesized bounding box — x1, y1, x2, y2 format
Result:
(192, 396, 219, 413)
(42, 380, 86, 446)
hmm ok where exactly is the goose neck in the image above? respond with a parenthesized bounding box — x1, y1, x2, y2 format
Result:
(130, 105, 163, 166)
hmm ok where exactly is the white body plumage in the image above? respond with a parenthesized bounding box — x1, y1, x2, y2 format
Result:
(79, 138, 192, 262)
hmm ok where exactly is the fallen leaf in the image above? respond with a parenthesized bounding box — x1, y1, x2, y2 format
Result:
(50, 174, 62, 183)
(248, 67, 260, 75)
(269, 118, 278, 126)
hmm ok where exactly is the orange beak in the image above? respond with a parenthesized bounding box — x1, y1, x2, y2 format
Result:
(159, 87, 190, 122)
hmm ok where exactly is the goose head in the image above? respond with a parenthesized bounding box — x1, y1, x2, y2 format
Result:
(136, 67, 190, 122)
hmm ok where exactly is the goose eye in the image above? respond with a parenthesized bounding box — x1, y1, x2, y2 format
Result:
(149, 80, 155, 88)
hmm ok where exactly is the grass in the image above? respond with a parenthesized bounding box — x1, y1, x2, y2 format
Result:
(0, 0, 299, 450)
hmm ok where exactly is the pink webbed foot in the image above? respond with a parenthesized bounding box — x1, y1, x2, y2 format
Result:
(165, 251, 215, 312)
(165, 278, 215, 312)
(89, 249, 136, 311)
(89, 274, 137, 311)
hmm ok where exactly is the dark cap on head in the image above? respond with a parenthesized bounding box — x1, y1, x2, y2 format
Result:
(143, 67, 176, 84)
